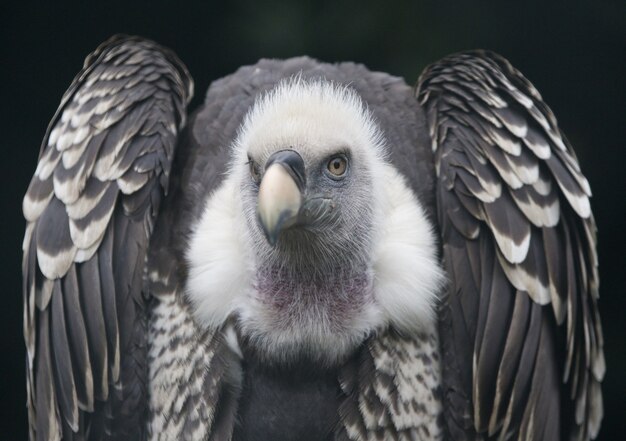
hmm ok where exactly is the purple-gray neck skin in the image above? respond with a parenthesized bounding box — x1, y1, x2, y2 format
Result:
(185, 78, 445, 367)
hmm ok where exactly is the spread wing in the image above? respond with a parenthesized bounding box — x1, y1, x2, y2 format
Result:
(417, 51, 604, 440)
(22, 35, 193, 441)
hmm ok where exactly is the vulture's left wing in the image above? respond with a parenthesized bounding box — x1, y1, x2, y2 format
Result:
(22, 35, 192, 440)
(418, 51, 604, 440)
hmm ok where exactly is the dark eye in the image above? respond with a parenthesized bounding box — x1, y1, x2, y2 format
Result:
(248, 157, 261, 183)
(327, 155, 348, 177)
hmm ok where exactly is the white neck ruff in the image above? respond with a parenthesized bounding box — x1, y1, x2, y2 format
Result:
(185, 163, 445, 353)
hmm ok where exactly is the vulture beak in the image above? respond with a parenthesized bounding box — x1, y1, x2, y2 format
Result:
(257, 150, 306, 246)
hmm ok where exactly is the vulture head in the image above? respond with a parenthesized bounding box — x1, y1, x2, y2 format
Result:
(186, 78, 444, 366)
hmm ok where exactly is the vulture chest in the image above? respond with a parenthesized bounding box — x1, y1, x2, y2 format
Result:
(232, 355, 342, 441)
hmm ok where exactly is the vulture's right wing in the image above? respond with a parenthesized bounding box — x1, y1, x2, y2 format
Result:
(22, 35, 192, 441)
(418, 51, 604, 441)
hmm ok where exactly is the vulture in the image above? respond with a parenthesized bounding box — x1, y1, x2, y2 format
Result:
(22, 35, 604, 441)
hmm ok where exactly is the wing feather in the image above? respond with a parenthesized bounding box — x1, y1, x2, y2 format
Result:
(35, 309, 62, 441)
(474, 261, 514, 433)
(488, 289, 529, 433)
(50, 281, 79, 430)
(22, 35, 192, 440)
(77, 256, 109, 401)
(418, 50, 603, 440)
(62, 266, 94, 411)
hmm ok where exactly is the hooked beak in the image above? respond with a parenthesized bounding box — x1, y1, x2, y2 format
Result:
(257, 150, 306, 246)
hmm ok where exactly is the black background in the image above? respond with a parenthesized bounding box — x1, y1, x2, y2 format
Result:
(1, 1, 624, 439)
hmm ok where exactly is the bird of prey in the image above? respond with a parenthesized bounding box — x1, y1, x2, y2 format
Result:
(22, 35, 604, 441)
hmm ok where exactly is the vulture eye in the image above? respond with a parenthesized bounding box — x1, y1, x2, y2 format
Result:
(248, 158, 261, 183)
(326, 155, 348, 177)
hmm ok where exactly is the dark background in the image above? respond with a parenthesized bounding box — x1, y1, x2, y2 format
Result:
(1, 1, 624, 439)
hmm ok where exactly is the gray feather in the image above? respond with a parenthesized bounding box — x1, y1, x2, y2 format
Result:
(35, 309, 62, 441)
(77, 256, 109, 401)
(50, 281, 79, 431)
(36, 198, 77, 279)
(62, 266, 94, 411)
